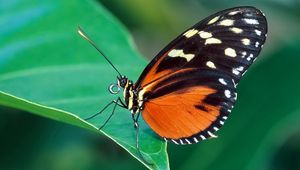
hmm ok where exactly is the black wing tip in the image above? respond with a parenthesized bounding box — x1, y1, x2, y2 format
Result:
(218, 6, 267, 19)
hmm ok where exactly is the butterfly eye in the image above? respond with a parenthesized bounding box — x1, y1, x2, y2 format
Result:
(117, 76, 128, 88)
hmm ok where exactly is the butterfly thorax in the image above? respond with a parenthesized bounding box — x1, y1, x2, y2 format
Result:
(118, 77, 143, 114)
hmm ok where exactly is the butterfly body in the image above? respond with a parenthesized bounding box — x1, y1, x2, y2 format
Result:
(80, 6, 267, 147)
(116, 6, 267, 145)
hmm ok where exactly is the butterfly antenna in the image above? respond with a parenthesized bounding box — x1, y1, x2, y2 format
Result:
(77, 26, 122, 77)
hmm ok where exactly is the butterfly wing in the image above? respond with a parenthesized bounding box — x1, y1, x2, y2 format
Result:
(136, 6, 267, 144)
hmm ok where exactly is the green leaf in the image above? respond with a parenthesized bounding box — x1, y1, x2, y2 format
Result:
(0, 0, 168, 169)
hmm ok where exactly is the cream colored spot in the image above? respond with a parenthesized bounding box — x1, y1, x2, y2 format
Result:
(230, 27, 243, 34)
(208, 131, 218, 138)
(168, 49, 195, 62)
(206, 61, 216, 69)
(241, 51, 247, 58)
(171, 139, 178, 144)
(218, 78, 227, 85)
(185, 139, 191, 144)
(255, 29, 262, 36)
(193, 137, 199, 143)
(205, 38, 222, 45)
(198, 31, 212, 39)
(237, 66, 244, 71)
(232, 66, 244, 75)
(255, 41, 260, 47)
(232, 68, 240, 75)
(243, 18, 259, 24)
(224, 48, 237, 57)
(183, 29, 198, 38)
(225, 90, 231, 98)
(228, 11, 239, 15)
(179, 139, 184, 144)
(241, 38, 250, 45)
(234, 92, 237, 100)
(208, 16, 220, 25)
(219, 19, 234, 26)
(246, 54, 254, 61)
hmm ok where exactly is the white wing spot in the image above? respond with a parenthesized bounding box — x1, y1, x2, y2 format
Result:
(234, 92, 238, 100)
(200, 135, 206, 140)
(223, 116, 228, 120)
(205, 38, 222, 45)
(230, 27, 243, 34)
(232, 79, 237, 88)
(168, 49, 195, 62)
(255, 41, 260, 47)
(213, 127, 219, 131)
(224, 48, 237, 57)
(237, 66, 244, 71)
(243, 18, 259, 25)
(255, 29, 262, 36)
(218, 78, 227, 85)
(246, 53, 254, 61)
(241, 51, 247, 58)
(219, 19, 234, 26)
(220, 121, 225, 125)
(198, 31, 212, 39)
(179, 139, 184, 145)
(208, 16, 220, 25)
(193, 137, 199, 143)
(241, 38, 251, 45)
(184, 29, 198, 38)
(232, 68, 240, 75)
(208, 131, 218, 138)
(225, 90, 231, 98)
(228, 11, 240, 15)
(185, 139, 191, 144)
(171, 139, 179, 144)
(232, 66, 244, 75)
(206, 61, 216, 69)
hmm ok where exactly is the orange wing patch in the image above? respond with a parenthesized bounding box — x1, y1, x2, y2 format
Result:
(139, 52, 172, 87)
(142, 86, 219, 139)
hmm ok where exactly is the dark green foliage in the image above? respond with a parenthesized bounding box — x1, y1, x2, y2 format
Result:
(1, 0, 300, 169)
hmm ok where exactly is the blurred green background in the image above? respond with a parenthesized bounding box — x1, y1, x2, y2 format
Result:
(1, 0, 300, 170)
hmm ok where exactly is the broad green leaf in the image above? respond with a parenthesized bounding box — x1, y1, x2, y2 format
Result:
(0, 0, 168, 169)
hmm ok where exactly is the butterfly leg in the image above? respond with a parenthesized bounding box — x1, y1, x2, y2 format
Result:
(132, 112, 153, 165)
(84, 97, 126, 130)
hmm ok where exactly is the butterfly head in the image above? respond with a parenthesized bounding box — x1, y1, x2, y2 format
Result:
(117, 75, 131, 88)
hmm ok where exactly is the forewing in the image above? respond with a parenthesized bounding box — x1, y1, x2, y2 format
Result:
(135, 6, 267, 88)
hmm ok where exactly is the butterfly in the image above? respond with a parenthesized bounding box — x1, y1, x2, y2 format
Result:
(78, 6, 267, 162)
